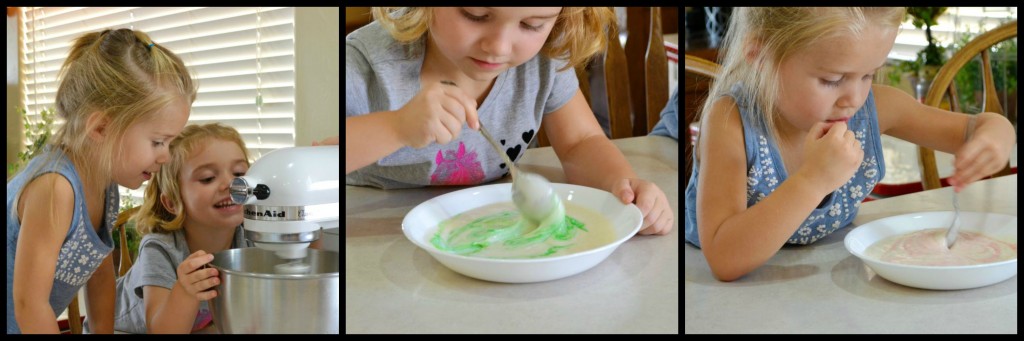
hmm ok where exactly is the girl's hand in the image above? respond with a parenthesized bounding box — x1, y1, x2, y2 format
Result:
(176, 250, 219, 301)
(612, 178, 674, 235)
(795, 121, 863, 195)
(388, 82, 480, 148)
(949, 129, 1013, 192)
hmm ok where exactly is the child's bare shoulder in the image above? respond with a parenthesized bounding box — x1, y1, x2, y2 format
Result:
(19, 173, 74, 214)
(17, 173, 75, 241)
(696, 96, 745, 161)
(705, 96, 742, 129)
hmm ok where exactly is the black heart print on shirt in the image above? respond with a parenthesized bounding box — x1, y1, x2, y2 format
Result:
(521, 129, 535, 145)
(498, 129, 535, 170)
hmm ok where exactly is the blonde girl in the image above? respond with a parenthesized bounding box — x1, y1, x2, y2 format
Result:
(347, 7, 673, 235)
(113, 123, 252, 333)
(686, 8, 1015, 281)
(7, 28, 195, 333)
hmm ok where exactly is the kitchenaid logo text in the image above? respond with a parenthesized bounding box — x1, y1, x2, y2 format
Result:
(245, 208, 309, 219)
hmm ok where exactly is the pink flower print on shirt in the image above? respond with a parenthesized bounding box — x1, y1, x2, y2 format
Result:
(431, 142, 485, 185)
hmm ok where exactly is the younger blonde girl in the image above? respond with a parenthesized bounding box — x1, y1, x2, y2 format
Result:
(113, 123, 251, 333)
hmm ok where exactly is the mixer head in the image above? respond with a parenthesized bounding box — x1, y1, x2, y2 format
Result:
(229, 146, 340, 259)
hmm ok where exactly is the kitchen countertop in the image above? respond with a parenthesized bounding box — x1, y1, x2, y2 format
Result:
(685, 175, 1018, 334)
(346, 136, 679, 333)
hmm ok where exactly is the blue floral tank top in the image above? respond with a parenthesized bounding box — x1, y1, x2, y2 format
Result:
(684, 84, 886, 247)
(6, 146, 117, 333)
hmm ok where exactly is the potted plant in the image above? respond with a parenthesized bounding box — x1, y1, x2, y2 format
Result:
(7, 107, 55, 179)
(908, 7, 949, 80)
(886, 7, 948, 100)
(948, 24, 1017, 127)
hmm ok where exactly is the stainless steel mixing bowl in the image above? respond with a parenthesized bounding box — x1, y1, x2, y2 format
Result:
(209, 248, 339, 333)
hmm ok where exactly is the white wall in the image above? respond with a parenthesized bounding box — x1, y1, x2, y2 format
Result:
(294, 7, 340, 146)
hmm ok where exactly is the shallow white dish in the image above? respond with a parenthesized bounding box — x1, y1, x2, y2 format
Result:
(844, 211, 1017, 290)
(402, 183, 643, 283)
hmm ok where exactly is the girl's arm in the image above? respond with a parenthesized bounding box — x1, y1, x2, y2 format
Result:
(542, 90, 637, 191)
(142, 285, 202, 333)
(83, 253, 116, 333)
(874, 84, 1015, 190)
(695, 99, 829, 281)
(543, 90, 675, 235)
(345, 111, 406, 174)
(346, 82, 481, 175)
(695, 98, 862, 281)
(12, 173, 76, 334)
(143, 251, 219, 333)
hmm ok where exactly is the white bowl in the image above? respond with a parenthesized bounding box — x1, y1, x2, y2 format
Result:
(402, 183, 643, 283)
(845, 211, 1017, 290)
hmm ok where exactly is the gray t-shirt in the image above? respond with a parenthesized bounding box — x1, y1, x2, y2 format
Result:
(111, 226, 252, 334)
(346, 21, 579, 189)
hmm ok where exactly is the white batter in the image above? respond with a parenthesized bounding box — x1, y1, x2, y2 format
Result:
(865, 228, 1017, 266)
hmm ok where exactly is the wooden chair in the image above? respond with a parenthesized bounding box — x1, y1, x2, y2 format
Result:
(112, 209, 138, 276)
(537, 7, 670, 147)
(683, 54, 721, 78)
(918, 20, 1017, 190)
(682, 54, 721, 189)
(63, 208, 137, 334)
(627, 7, 670, 136)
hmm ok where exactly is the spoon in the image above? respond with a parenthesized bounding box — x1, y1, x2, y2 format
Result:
(945, 191, 961, 249)
(439, 80, 559, 224)
(946, 116, 976, 249)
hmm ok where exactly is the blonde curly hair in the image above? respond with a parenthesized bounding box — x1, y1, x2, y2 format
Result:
(371, 7, 617, 72)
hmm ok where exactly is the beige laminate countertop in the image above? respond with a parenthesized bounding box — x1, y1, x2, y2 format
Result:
(685, 175, 1017, 334)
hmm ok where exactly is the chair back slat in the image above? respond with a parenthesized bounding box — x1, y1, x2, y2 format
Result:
(606, 26, 633, 139)
(626, 7, 650, 137)
(644, 7, 668, 133)
(980, 49, 1005, 115)
(67, 297, 82, 334)
(946, 82, 961, 113)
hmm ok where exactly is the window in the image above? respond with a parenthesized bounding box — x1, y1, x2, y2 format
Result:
(890, 7, 1017, 61)
(19, 7, 296, 203)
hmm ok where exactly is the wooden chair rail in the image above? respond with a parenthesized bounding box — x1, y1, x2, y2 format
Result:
(919, 20, 1017, 190)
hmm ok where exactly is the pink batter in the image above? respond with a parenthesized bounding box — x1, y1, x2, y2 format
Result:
(865, 228, 1017, 266)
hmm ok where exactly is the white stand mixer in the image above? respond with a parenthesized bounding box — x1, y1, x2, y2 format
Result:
(229, 145, 340, 260)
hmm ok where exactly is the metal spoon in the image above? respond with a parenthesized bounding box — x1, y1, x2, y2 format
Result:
(946, 116, 976, 249)
(945, 191, 961, 249)
(439, 80, 559, 224)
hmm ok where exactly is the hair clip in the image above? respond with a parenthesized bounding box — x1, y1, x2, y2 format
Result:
(147, 43, 155, 51)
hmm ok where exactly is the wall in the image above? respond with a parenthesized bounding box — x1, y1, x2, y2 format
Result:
(295, 7, 340, 146)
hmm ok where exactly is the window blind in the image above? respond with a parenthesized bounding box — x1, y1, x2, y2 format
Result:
(19, 7, 296, 203)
